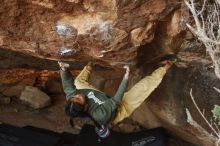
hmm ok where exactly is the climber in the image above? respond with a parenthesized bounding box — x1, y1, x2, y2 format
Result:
(58, 60, 174, 140)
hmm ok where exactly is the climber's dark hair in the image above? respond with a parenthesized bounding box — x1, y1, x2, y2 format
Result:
(65, 98, 87, 118)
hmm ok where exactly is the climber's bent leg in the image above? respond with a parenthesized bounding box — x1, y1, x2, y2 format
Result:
(112, 67, 167, 125)
(75, 65, 100, 91)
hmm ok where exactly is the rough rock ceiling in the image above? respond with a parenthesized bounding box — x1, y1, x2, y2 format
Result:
(0, 0, 185, 67)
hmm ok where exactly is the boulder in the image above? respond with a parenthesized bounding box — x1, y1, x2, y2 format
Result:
(0, 0, 219, 146)
(20, 86, 51, 109)
(2, 84, 25, 97)
(131, 57, 220, 146)
(0, 0, 185, 67)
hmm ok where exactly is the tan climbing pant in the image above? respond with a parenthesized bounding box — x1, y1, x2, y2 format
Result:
(75, 65, 102, 92)
(74, 65, 167, 125)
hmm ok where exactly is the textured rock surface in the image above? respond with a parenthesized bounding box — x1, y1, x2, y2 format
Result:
(0, 54, 218, 146)
(0, 69, 37, 97)
(0, 0, 219, 146)
(0, 0, 185, 67)
(0, 95, 11, 104)
(131, 49, 220, 146)
(20, 86, 51, 109)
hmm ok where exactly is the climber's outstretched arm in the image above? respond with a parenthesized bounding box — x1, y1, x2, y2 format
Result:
(112, 65, 130, 104)
(58, 62, 77, 100)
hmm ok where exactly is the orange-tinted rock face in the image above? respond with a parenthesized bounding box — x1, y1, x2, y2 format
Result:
(0, 0, 185, 67)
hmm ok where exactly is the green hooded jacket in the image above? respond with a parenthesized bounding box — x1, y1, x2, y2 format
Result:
(60, 70, 128, 125)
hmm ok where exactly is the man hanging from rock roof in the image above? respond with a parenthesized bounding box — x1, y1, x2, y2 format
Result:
(58, 60, 175, 140)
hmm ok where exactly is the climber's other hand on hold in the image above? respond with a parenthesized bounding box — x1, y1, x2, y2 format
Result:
(123, 65, 130, 79)
(58, 61, 70, 71)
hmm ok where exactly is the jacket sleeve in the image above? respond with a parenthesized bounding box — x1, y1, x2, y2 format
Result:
(60, 70, 77, 100)
(112, 77, 128, 104)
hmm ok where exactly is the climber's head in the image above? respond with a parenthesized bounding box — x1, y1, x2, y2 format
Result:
(65, 93, 88, 118)
(72, 93, 87, 106)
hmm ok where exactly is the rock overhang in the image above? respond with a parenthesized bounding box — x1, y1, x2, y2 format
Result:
(0, 0, 185, 68)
